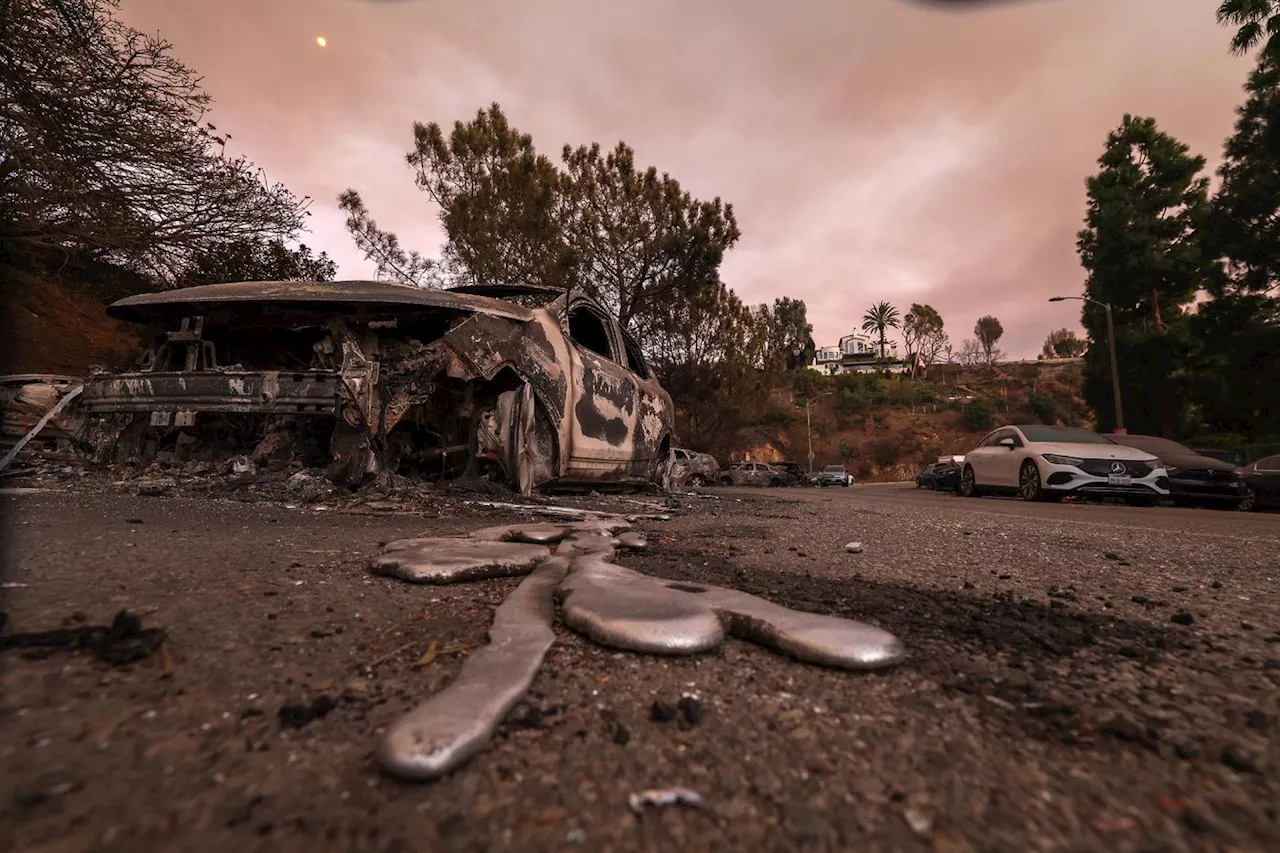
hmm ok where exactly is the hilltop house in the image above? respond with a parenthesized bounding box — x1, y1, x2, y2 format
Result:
(809, 331, 905, 375)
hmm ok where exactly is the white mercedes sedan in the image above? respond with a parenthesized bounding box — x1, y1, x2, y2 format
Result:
(958, 425, 1170, 505)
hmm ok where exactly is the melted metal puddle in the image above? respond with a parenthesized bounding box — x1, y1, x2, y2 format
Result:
(371, 517, 904, 780)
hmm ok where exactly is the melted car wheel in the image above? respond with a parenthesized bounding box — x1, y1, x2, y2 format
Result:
(1018, 460, 1043, 501)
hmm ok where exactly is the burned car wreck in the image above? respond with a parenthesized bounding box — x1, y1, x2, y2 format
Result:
(79, 281, 674, 493)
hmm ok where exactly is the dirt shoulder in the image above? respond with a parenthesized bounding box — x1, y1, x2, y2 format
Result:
(2, 480, 1278, 852)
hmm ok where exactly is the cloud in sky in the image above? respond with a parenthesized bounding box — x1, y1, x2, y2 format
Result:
(119, 0, 1253, 356)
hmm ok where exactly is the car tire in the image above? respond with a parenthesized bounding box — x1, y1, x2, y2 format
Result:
(719, 477, 732, 487)
(1017, 459, 1043, 501)
(1125, 496, 1158, 508)
(688, 474, 706, 488)
(958, 465, 980, 498)
(1239, 487, 1259, 512)
(1172, 496, 1196, 509)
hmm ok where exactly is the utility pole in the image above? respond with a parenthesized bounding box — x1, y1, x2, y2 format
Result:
(1049, 295, 1125, 433)
(796, 390, 832, 474)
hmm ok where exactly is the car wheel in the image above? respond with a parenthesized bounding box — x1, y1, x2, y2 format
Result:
(1239, 487, 1259, 512)
(1017, 459, 1043, 501)
(719, 477, 732, 486)
(958, 465, 980, 498)
(688, 474, 706, 488)
(1172, 496, 1196, 509)
(506, 386, 556, 497)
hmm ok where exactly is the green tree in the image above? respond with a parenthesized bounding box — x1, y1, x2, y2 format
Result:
(1192, 55, 1280, 438)
(1218, 0, 1280, 59)
(1076, 115, 1211, 435)
(560, 141, 740, 334)
(860, 301, 900, 369)
(646, 281, 765, 451)
(337, 190, 440, 286)
(902, 303, 945, 378)
(182, 237, 336, 285)
(973, 315, 1004, 364)
(0, 0, 310, 280)
(1041, 328, 1087, 358)
(340, 103, 740, 342)
(753, 296, 814, 372)
(406, 104, 570, 290)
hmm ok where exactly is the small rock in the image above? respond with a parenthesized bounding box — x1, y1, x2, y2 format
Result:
(1104, 552, 1122, 561)
(1170, 611, 1195, 626)
(678, 696, 703, 726)
(1117, 561, 1132, 567)
(137, 479, 175, 496)
(902, 807, 933, 836)
(1172, 585, 1188, 593)
(565, 828, 587, 845)
(844, 542, 863, 554)
(124, 518, 144, 525)
(650, 701, 676, 723)
(1103, 713, 1145, 743)
(1131, 595, 1149, 605)
(612, 723, 631, 745)
(1221, 744, 1258, 774)
(1211, 580, 1223, 589)
(796, 551, 807, 558)
(1240, 620, 1255, 631)
(998, 573, 1012, 580)
(961, 581, 976, 590)
(1244, 710, 1269, 732)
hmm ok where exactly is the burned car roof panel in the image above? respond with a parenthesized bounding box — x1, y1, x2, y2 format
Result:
(106, 280, 535, 324)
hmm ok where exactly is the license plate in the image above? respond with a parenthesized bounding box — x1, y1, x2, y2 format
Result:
(1107, 474, 1132, 486)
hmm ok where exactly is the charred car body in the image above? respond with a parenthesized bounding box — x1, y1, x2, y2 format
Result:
(79, 281, 674, 493)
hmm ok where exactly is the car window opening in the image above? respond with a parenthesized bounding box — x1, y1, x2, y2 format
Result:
(568, 307, 614, 360)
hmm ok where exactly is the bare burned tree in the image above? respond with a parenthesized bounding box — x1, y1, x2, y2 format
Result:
(0, 0, 309, 279)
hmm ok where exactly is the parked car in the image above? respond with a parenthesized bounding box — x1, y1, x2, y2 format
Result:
(670, 447, 719, 488)
(718, 461, 787, 487)
(958, 425, 1168, 505)
(1193, 447, 1248, 467)
(771, 460, 811, 486)
(916, 457, 962, 492)
(1238, 454, 1280, 512)
(1106, 434, 1246, 508)
(79, 280, 674, 494)
(817, 464, 853, 487)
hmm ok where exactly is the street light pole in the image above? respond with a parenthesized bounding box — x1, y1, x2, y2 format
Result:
(1049, 295, 1125, 433)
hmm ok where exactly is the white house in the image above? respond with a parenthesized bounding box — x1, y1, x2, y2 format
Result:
(809, 331, 903, 375)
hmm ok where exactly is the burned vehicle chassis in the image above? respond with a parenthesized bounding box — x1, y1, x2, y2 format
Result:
(79, 282, 674, 493)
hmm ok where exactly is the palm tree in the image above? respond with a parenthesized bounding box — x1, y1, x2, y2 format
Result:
(861, 301, 900, 368)
(1218, 0, 1280, 58)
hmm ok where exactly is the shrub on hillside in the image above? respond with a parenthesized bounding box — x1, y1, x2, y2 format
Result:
(759, 408, 793, 427)
(961, 398, 995, 431)
(1026, 394, 1057, 425)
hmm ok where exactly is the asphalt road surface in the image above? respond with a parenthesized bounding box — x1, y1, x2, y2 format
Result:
(2, 477, 1278, 852)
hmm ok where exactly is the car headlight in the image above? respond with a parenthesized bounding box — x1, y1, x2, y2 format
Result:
(1164, 465, 1181, 476)
(1041, 454, 1084, 466)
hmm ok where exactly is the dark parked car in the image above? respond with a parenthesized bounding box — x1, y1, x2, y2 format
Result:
(916, 459, 962, 492)
(817, 464, 853, 487)
(1239, 454, 1280, 512)
(1107, 434, 1247, 508)
(1193, 447, 1248, 467)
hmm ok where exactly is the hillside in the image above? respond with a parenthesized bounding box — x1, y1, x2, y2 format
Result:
(2, 263, 151, 376)
(724, 361, 1088, 480)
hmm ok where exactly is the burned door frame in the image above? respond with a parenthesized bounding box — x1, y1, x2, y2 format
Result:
(561, 298, 641, 480)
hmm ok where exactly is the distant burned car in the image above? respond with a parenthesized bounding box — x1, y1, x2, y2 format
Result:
(670, 447, 719, 488)
(79, 281, 674, 493)
(771, 460, 811, 487)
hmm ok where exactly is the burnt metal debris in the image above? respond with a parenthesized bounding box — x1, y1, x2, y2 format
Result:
(60, 280, 673, 494)
(370, 517, 905, 781)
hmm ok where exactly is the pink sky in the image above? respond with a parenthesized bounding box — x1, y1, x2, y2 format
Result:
(119, 0, 1253, 357)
